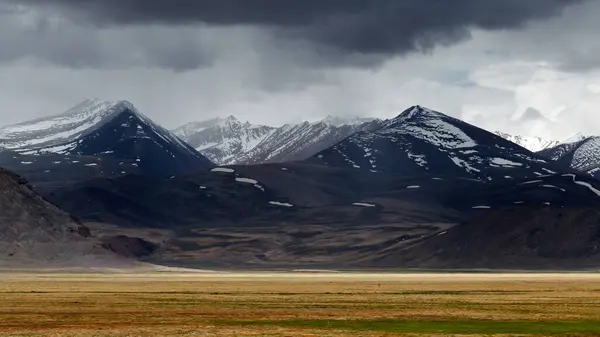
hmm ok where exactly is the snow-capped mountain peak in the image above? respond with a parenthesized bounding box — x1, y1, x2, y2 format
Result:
(173, 116, 276, 164)
(493, 132, 559, 152)
(0, 99, 214, 177)
(174, 115, 383, 165)
(561, 132, 591, 144)
(393, 105, 447, 121)
(310, 105, 563, 181)
(382, 105, 477, 150)
(0, 99, 126, 150)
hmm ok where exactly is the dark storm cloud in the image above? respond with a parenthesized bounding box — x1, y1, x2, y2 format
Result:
(14, 0, 584, 56)
(0, 4, 217, 71)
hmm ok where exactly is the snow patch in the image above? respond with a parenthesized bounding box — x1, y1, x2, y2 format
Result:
(564, 174, 600, 196)
(472, 206, 491, 209)
(269, 201, 293, 207)
(211, 167, 235, 173)
(406, 185, 420, 189)
(541, 185, 566, 192)
(489, 158, 523, 167)
(352, 202, 376, 207)
(407, 152, 427, 167)
(236, 177, 258, 184)
(448, 155, 480, 173)
(520, 180, 543, 185)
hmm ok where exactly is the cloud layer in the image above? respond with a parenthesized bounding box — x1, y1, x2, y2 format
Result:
(1, 0, 600, 142)
(6, 0, 583, 68)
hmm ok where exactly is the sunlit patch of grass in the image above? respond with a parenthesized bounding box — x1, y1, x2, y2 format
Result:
(221, 319, 600, 335)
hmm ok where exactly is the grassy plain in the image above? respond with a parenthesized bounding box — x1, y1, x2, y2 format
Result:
(1, 271, 600, 336)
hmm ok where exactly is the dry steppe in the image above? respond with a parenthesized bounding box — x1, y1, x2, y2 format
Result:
(1, 271, 600, 336)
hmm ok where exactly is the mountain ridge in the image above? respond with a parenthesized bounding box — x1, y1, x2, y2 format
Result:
(0, 99, 215, 181)
(173, 114, 383, 165)
(309, 105, 573, 182)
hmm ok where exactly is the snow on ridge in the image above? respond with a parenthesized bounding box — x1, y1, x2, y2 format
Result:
(541, 184, 566, 192)
(0, 99, 122, 150)
(269, 201, 294, 207)
(236, 177, 258, 184)
(573, 180, 600, 197)
(211, 167, 235, 173)
(448, 155, 480, 173)
(352, 202, 376, 207)
(570, 137, 600, 170)
(384, 106, 477, 149)
(520, 180, 543, 185)
(493, 131, 559, 152)
(489, 158, 523, 167)
(0, 99, 206, 161)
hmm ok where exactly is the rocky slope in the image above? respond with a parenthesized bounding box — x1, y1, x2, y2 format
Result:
(308, 106, 571, 182)
(381, 205, 600, 269)
(173, 115, 382, 165)
(39, 158, 600, 268)
(537, 136, 600, 178)
(172, 116, 276, 164)
(0, 168, 129, 268)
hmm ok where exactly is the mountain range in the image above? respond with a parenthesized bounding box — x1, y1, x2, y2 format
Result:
(172, 115, 382, 165)
(2, 100, 600, 269)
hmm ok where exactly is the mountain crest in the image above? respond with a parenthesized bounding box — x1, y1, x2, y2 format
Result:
(392, 105, 451, 124)
(0, 99, 214, 177)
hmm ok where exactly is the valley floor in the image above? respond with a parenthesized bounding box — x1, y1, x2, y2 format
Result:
(1, 271, 600, 336)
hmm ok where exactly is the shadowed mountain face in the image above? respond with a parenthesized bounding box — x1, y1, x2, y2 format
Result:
(380, 206, 600, 270)
(5, 102, 600, 270)
(308, 106, 572, 182)
(0, 99, 214, 182)
(538, 136, 600, 178)
(0, 168, 130, 268)
(39, 159, 600, 269)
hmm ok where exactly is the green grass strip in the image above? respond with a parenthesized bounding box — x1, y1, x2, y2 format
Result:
(217, 319, 600, 335)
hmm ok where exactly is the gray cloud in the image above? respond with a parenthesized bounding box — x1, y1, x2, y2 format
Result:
(2, 0, 600, 143)
(518, 107, 546, 122)
(10, 0, 584, 61)
(0, 5, 222, 71)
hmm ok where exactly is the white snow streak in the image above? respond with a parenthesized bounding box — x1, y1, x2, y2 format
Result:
(236, 177, 258, 184)
(352, 202, 376, 207)
(211, 167, 235, 173)
(269, 201, 294, 207)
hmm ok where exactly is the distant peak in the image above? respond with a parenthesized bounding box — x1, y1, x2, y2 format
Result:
(320, 115, 375, 127)
(562, 132, 592, 144)
(394, 105, 447, 121)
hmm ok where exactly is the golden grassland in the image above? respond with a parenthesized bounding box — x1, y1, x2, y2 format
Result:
(1, 271, 600, 336)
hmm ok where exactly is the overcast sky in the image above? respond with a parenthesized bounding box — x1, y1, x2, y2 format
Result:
(1, 0, 599, 139)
